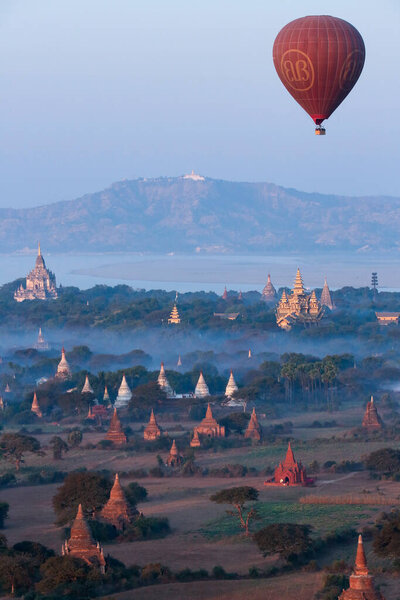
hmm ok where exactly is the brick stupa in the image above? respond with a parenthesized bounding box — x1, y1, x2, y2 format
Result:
(362, 397, 383, 431)
(190, 429, 201, 448)
(100, 473, 134, 530)
(106, 408, 127, 445)
(143, 409, 162, 440)
(195, 404, 225, 438)
(265, 442, 312, 486)
(166, 439, 183, 467)
(339, 535, 385, 599)
(62, 504, 106, 573)
(244, 408, 262, 441)
(31, 392, 42, 418)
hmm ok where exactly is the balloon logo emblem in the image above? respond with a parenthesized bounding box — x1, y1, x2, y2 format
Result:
(281, 50, 315, 92)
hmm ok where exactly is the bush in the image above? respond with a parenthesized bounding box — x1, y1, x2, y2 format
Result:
(0, 473, 16, 488)
(88, 520, 118, 542)
(124, 482, 148, 507)
(122, 516, 170, 541)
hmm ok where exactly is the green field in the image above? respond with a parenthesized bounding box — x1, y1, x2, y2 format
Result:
(198, 501, 379, 539)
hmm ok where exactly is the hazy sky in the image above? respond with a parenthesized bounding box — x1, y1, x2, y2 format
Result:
(0, 0, 399, 207)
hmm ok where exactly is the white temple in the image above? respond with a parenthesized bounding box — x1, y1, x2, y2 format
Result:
(55, 347, 72, 380)
(157, 362, 174, 398)
(34, 327, 49, 351)
(81, 375, 94, 394)
(14, 243, 58, 302)
(225, 370, 238, 398)
(114, 374, 132, 408)
(194, 372, 210, 398)
(103, 386, 111, 405)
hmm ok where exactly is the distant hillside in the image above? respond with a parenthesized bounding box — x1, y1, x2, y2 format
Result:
(0, 175, 399, 253)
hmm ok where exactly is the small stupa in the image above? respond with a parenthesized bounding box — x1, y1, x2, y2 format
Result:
(225, 370, 238, 398)
(62, 504, 105, 573)
(195, 404, 225, 438)
(157, 362, 174, 397)
(190, 429, 201, 448)
(103, 386, 111, 406)
(238, 291, 243, 301)
(166, 440, 183, 467)
(106, 408, 127, 445)
(143, 409, 162, 440)
(4, 384, 10, 394)
(31, 392, 42, 418)
(320, 277, 335, 310)
(262, 274, 277, 302)
(248, 349, 252, 359)
(100, 474, 134, 530)
(114, 374, 132, 409)
(195, 371, 210, 398)
(177, 355, 182, 367)
(81, 375, 94, 394)
(222, 286, 228, 300)
(55, 347, 72, 380)
(338, 535, 385, 599)
(168, 304, 181, 324)
(34, 327, 49, 350)
(244, 408, 262, 440)
(362, 396, 383, 431)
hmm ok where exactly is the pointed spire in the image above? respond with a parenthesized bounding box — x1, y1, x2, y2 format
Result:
(143, 408, 162, 440)
(190, 428, 201, 447)
(354, 534, 368, 576)
(284, 442, 296, 466)
(244, 407, 262, 440)
(195, 371, 210, 398)
(225, 369, 238, 397)
(262, 273, 277, 301)
(81, 374, 94, 394)
(114, 373, 132, 408)
(293, 268, 305, 295)
(177, 355, 182, 367)
(222, 286, 228, 300)
(248, 349, 252, 359)
(321, 277, 334, 310)
(150, 408, 157, 424)
(205, 403, 213, 420)
(106, 408, 127, 445)
(31, 392, 42, 418)
(238, 291, 243, 301)
(38, 241, 41, 256)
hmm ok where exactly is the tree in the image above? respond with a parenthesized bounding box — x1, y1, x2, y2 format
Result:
(124, 482, 148, 507)
(373, 510, 400, 561)
(365, 448, 400, 474)
(49, 436, 69, 460)
(36, 555, 98, 596)
(128, 381, 167, 410)
(0, 433, 42, 471)
(0, 503, 9, 528)
(67, 429, 83, 447)
(210, 486, 259, 536)
(254, 523, 313, 562)
(0, 554, 33, 594)
(52, 472, 112, 525)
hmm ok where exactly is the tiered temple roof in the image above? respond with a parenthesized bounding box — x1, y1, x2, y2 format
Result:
(62, 504, 105, 573)
(244, 408, 262, 440)
(143, 409, 162, 440)
(362, 397, 383, 431)
(190, 429, 201, 448)
(276, 269, 323, 331)
(166, 440, 183, 467)
(34, 327, 49, 350)
(114, 374, 132, 409)
(100, 474, 134, 530)
(195, 404, 225, 438)
(81, 375, 94, 394)
(265, 442, 311, 486)
(225, 370, 238, 398)
(262, 274, 277, 302)
(106, 408, 127, 445)
(168, 304, 181, 324)
(339, 535, 385, 599)
(14, 243, 58, 302)
(157, 362, 174, 397)
(55, 347, 72, 380)
(320, 277, 334, 310)
(31, 392, 42, 418)
(195, 372, 210, 398)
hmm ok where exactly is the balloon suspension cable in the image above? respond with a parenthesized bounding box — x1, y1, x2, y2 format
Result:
(315, 126, 326, 136)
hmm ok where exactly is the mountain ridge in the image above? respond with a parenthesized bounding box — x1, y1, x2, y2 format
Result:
(0, 175, 399, 254)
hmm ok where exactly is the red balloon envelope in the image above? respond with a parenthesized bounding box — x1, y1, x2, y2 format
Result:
(273, 15, 365, 130)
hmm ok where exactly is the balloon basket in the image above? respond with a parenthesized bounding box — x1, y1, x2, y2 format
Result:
(315, 127, 326, 136)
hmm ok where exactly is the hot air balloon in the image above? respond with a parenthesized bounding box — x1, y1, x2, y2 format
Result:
(273, 15, 365, 135)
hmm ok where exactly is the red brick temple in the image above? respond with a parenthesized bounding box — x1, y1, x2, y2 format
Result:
(62, 504, 106, 573)
(100, 473, 135, 530)
(166, 439, 183, 467)
(195, 404, 225, 438)
(362, 397, 383, 431)
(264, 442, 313, 486)
(106, 408, 127, 445)
(339, 534, 385, 599)
(244, 408, 262, 440)
(143, 409, 162, 440)
(190, 429, 201, 448)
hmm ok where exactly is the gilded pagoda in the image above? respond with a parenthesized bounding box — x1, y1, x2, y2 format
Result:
(168, 304, 181, 324)
(275, 269, 323, 330)
(14, 243, 58, 302)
